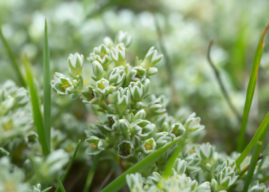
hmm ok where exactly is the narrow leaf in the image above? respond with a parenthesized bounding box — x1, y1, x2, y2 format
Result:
(57, 179, 66, 192)
(22, 55, 49, 156)
(0, 27, 26, 86)
(236, 112, 269, 167)
(243, 142, 263, 191)
(237, 24, 269, 151)
(43, 19, 51, 153)
(101, 136, 183, 192)
(55, 139, 82, 192)
(162, 137, 185, 178)
(83, 156, 99, 192)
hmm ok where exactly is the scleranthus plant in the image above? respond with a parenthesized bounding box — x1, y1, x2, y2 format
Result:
(50, 31, 269, 192)
(52, 32, 205, 164)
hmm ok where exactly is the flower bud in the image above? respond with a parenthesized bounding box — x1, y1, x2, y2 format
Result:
(118, 140, 133, 158)
(111, 43, 126, 64)
(109, 66, 126, 85)
(142, 138, 156, 153)
(96, 78, 110, 95)
(141, 47, 162, 69)
(117, 31, 132, 47)
(134, 120, 155, 137)
(68, 53, 84, 76)
(86, 136, 105, 155)
(51, 73, 74, 95)
(92, 60, 104, 79)
(170, 123, 185, 137)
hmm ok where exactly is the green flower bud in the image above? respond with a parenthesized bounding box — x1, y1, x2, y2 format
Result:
(116, 31, 132, 47)
(92, 60, 104, 79)
(118, 140, 133, 159)
(142, 138, 156, 153)
(134, 120, 155, 137)
(86, 136, 105, 155)
(81, 86, 95, 103)
(96, 78, 110, 95)
(51, 72, 74, 95)
(89, 44, 110, 65)
(129, 82, 144, 101)
(141, 47, 162, 69)
(184, 113, 204, 133)
(155, 132, 174, 147)
(174, 159, 187, 174)
(109, 66, 126, 85)
(170, 123, 185, 137)
(111, 43, 126, 64)
(68, 53, 84, 76)
(134, 109, 146, 119)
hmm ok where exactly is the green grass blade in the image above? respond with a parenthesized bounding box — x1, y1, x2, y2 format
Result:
(55, 139, 82, 192)
(243, 114, 269, 191)
(83, 156, 99, 192)
(101, 136, 183, 192)
(22, 55, 49, 156)
(43, 19, 51, 153)
(243, 142, 263, 191)
(237, 24, 269, 151)
(236, 112, 269, 167)
(162, 138, 185, 179)
(0, 27, 26, 87)
(57, 179, 66, 192)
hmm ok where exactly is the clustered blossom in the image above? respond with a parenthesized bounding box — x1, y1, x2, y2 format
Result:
(0, 81, 33, 143)
(127, 143, 269, 192)
(52, 32, 205, 162)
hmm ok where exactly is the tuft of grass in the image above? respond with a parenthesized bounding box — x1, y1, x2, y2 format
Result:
(0, 26, 26, 87)
(237, 24, 269, 151)
(101, 136, 183, 192)
(22, 55, 49, 156)
(55, 139, 82, 192)
(236, 112, 269, 167)
(43, 19, 51, 152)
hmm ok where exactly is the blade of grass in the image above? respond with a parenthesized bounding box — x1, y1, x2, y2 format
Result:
(243, 113, 269, 191)
(162, 136, 186, 179)
(237, 24, 269, 151)
(243, 141, 263, 191)
(55, 139, 82, 192)
(22, 55, 49, 156)
(43, 19, 51, 153)
(57, 179, 66, 192)
(0, 27, 26, 87)
(83, 156, 99, 192)
(236, 112, 269, 167)
(101, 136, 183, 192)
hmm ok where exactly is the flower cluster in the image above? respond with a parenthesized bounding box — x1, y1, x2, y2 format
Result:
(127, 143, 269, 192)
(0, 81, 33, 144)
(52, 33, 205, 162)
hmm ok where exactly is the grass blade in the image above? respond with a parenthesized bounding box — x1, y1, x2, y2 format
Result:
(101, 136, 183, 192)
(55, 139, 82, 192)
(243, 142, 262, 191)
(162, 137, 185, 179)
(57, 179, 66, 192)
(83, 156, 99, 192)
(237, 24, 269, 151)
(22, 55, 49, 156)
(236, 112, 269, 167)
(43, 19, 51, 153)
(0, 27, 26, 87)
